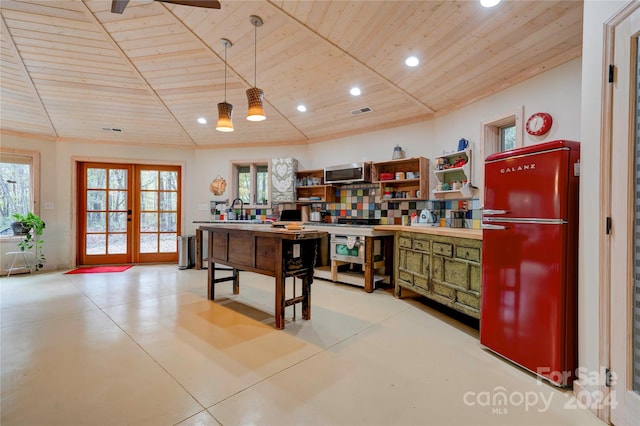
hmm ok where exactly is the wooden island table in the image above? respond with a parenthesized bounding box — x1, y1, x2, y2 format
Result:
(199, 224, 326, 329)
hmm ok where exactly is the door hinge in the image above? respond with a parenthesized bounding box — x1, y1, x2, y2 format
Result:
(605, 368, 612, 387)
(606, 217, 612, 234)
(608, 64, 615, 83)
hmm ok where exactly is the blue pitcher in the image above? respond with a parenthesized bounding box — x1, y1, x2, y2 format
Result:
(457, 138, 469, 151)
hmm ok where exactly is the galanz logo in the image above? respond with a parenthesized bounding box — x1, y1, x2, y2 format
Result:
(500, 164, 536, 173)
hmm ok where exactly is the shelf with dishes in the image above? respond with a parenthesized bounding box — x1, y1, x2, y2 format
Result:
(295, 169, 335, 203)
(432, 148, 476, 200)
(371, 157, 429, 201)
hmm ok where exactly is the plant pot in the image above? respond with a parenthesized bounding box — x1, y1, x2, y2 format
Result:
(10, 221, 30, 235)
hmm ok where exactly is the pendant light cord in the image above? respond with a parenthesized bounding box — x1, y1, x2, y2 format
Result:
(253, 23, 257, 88)
(223, 43, 227, 101)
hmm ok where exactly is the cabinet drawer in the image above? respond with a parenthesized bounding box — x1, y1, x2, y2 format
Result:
(434, 282, 455, 300)
(432, 242, 453, 257)
(398, 270, 413, 284)
(414, 275, 429, 290)
(412, 235, 431, 252)
(398, 235, 413, 249)
(456, 290, 480, 310)
(455, 245, 480, 263)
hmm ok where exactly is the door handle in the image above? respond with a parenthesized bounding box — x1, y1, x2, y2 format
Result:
(482, 223, 507, 230)
(483, 209, 508, 215)
(127, 209, 132, 215)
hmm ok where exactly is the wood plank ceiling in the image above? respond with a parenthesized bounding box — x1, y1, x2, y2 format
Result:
(0, 0, 583, 148)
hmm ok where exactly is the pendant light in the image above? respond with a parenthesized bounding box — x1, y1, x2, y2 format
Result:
(246, 15, 266, 121)
(216, 38, 234, 132)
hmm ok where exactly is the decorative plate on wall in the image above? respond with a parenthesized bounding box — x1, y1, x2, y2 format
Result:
(209, 175, 227, 195)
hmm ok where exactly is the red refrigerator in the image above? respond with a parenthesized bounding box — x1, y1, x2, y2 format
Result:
(480, 140, 580, 387)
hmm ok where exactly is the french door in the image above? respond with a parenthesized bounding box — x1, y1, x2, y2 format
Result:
(77, 162, 181, 265)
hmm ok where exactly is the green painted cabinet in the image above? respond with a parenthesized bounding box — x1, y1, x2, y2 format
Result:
(394, 231, 482, 319)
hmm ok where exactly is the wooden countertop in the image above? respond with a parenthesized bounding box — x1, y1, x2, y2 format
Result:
(373, 225, 483, 240)
(198, 223, 327, 240)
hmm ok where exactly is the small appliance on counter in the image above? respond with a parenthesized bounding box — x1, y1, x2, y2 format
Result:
(415, 209, 438, 226)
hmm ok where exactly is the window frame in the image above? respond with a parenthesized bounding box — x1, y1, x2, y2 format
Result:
(481, 106, 524, 160)
(230, 160, 271, 208)
(0, 148, 40, 238)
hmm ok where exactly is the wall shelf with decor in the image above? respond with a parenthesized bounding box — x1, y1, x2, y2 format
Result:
(295, 169, 335, 203)
(432, 148, 476, 200)
(372, 157, 429, 201)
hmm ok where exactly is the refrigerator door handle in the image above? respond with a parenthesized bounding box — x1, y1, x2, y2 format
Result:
(483, 209, 509, 215)
(482, 223, 507, 230)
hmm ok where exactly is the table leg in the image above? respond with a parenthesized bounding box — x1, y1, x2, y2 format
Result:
(364, 236, 374, 293)
(208, 261, 215, 300)
(195, 228, 203, 270)
(232, 268, 240, 294)
(274, 242, 285, 329)
(302, 270, 312, 320)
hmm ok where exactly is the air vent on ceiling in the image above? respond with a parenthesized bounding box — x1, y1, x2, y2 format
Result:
(350, 106, 373, 116)
(101, 127, 124, 132)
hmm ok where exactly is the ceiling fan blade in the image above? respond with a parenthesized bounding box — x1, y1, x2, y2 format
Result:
(111, 0, 130, 14)
(158, 0, 221, 9)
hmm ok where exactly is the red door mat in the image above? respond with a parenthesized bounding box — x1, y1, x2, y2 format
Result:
(65, 265, 133, 274)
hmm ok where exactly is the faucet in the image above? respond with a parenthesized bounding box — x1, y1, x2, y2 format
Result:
(231, 198, 245, 220)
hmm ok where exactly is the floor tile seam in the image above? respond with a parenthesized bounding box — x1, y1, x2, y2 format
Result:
(94, 306, 211, 413)
(172, 409, 222, 426)
(204, 303, 416, 410)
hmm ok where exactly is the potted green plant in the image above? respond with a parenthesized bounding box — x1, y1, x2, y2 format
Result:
(11, 212, 46, 271)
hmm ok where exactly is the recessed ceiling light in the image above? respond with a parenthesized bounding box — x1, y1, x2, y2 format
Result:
(297, 105, 307, 112)
(480, 0, 500, 7)
(405, 56, 419, 67)
(350, 87, 361, 96)
(197, 117, 207, 124)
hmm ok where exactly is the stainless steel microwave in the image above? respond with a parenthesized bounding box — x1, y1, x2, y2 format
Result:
(324, 162, 371, 184)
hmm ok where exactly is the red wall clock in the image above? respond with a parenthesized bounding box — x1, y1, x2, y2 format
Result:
(525, 112, 553, 136)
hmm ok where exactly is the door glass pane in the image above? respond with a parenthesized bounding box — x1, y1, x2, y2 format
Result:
(109, 169, 127, 189)
(108, 234, 126, 254)
(160, 212, 177, 232)
(87, 168, 106, 189)
(109, 191, 127, 211)
(86, 212, 106, 232)
(160, 233, 176, 252)
(633, 37, 640, 394)
(87, 190, 106, 211)
(140, 233, 158, 253)
(160, 171, 177, 190)
(140, 192, 157, 210)
(159, 192, 177, 210)
(140, 212, 158, 231)
(108, 212, 127, 232)
(86, 234, 106, 255)
(140, 170, 158, 190)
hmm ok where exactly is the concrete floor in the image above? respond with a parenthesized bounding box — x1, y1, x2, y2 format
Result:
(1, 265, 603, 425)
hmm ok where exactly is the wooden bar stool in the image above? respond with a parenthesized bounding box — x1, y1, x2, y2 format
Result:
(5, 251, 34, 276)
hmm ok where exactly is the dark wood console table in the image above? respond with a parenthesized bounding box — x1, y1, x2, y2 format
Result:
(199, 224, 326, 329)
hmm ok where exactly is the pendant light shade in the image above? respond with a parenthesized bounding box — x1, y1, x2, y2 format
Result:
(216, 38, 234, 132)
(247, 15, 266, 121)
(246, 87, 265, 121)
(216, 101, 234, 132)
